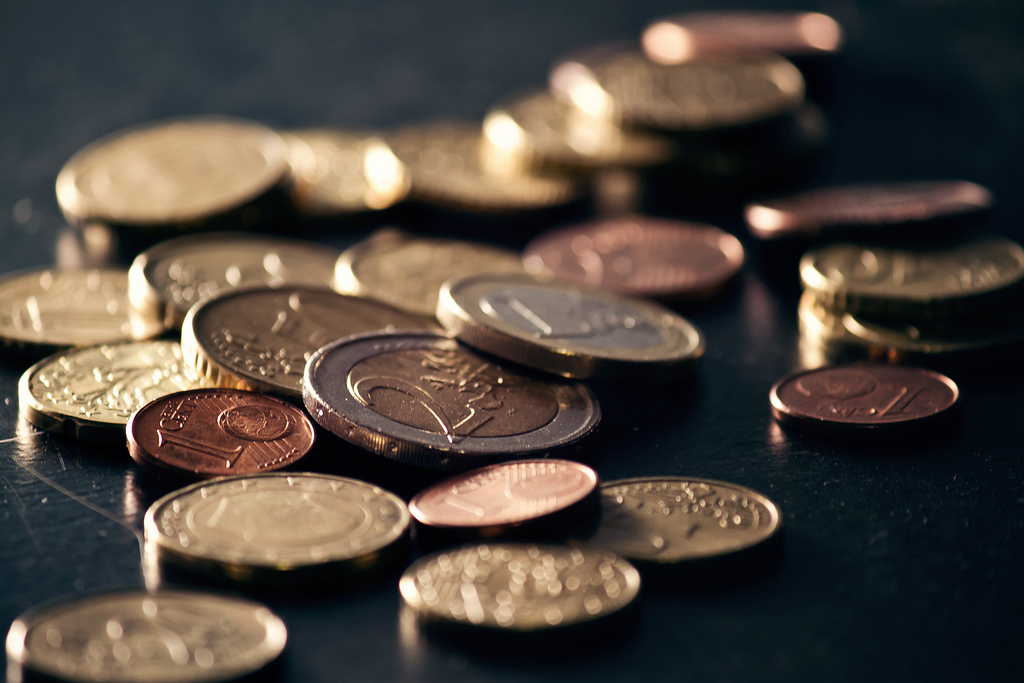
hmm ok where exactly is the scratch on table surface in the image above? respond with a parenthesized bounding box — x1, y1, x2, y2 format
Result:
(1, 469, 45, 555)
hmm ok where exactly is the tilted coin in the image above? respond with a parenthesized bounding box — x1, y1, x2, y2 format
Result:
(770, 363, 959, 437)
(745, 180, 994, 239)
(182, 285, 437, 399)
(399, 543, 640, 634)
(56, 117, 288, 228)
(129, 232, 340, 329)
(303, 332, 600, 471)
(334, 229, 528, 317)
(284, 128, 410, 215)
(19, 341, 204, 444)
(127, 388, 316, 478)
(522, 214, 744, 300)
(145, 473, 409, 585)
(0, 267, 162, 353)
(800, 237, 1024, 320)
(437, 273, 705, 381)
(6, 589, 286, 683)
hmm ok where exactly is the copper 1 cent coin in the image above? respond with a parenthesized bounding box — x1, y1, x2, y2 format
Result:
(522, 214, 744, 300)
(770, 364, 959, 437)
(127, 389, 315, 478)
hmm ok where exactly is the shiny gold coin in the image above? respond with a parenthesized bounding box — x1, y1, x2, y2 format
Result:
(129, 232, 340, 330)
(56, 117, 288, 227)
(19, 341, 205, 443)
(800, 237, 1024, 320)
(334, 229, 528, 317)
(399, 543, 640, 633)
(145, 473, 410, 585)
(284, 128, 410, 215)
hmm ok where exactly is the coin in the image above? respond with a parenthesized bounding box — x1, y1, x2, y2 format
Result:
(399, 543, 640, 634)
(0, 267, 162, 353)
(745, 180, 994, 239)
(129, 232, 341, 329)
(437, 273, 705, 381)
(284, 128, 410, 215)
(302, 332, 600, 471)
(770, 363, 959, 437)
(145, 473, 409, 585)
(56, 117, 288, 228)
(643, 11, 844, 64)
(800, 237, 1024, 320)
(522, 214, 744, 300)
(19, 341, 204, 444)
(6, 589, 286, 683)
(334, 229, 528, 317)
(127, 388, 316, 478)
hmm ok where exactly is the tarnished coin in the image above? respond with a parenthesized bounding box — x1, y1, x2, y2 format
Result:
(400, 543, 640, 634)
(182, 285, 437, 399)
(770, 363, 959, 437)
(0, 267, 162, 353)
(437, 273, 705, 381)
(129, 232, 340, 329)
(303, 333, 600, 471)
(334, 229, 528, 317)
(643, 11, 844, 64)
(284, 128, 410, 215)
(800, 237, 1024, 320)
(56, 117, 288, 227)
(6, 589, 286, 683)
(746, 180, 994, 239)
(19, 341, 204, 444)
(522, 214, 744, 300)
(145, 473, 409, 585)
(127, 388, 315, 478)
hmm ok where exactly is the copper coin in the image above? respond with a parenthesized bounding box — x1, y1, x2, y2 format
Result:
(770, 364, 959, 437)
(522, 214, 744, 300)
(745, 180, 993, 239)
(409, 459, 599, 532)
(127, 388, 315, 478)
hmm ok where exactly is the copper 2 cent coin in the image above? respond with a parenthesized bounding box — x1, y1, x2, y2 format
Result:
(127, 388, 316, 478)
(769, 364, 959, 437)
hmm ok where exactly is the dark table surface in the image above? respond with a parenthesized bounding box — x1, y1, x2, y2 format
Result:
(2, 1, 1023, 681)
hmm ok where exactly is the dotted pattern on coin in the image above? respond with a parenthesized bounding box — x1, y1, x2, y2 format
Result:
(6, 590, 287, 683)
(583, 477, 782, 564)
(399, 543, 640, 632)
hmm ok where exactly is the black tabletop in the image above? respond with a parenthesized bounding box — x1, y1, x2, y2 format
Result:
(2, 1, 1023, 681)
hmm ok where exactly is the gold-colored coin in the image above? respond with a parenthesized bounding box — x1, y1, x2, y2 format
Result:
(0, 267, 162, 353)
(284, 128, 410, 215)
(19, 341, 205, 443)
(129, 232, 340, 330)
(800, 237, 1024, 320)
(399, 543, 640, 633)
(145, 473, 410, 585)
(334, 229, 528, 317)
(6, 589, 287, 683)
(387, 121, 583, 212)
(56, 117, 288, 227)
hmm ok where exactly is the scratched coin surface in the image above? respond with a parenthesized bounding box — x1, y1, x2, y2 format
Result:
(182, 285, 436, 399)
(580, 477, 782, 565)
(127, 389, 315, 478)
(770, 364, 959, 436)
(129, 232, 340, 329)
(745, 180, 993, 239)
(56, 117, 288, 227)
(303, 333, 599, 471)
(145, 473, 409, 582)
(400, 543, 640, 632)
(6, 589, 287, 683)
(19, 341, 204, 443)
(438, 273, 705, 381)
(523, 214, 744, 299)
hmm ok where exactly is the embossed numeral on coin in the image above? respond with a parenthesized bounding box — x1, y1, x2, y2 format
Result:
(157, 428, 244, 465)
